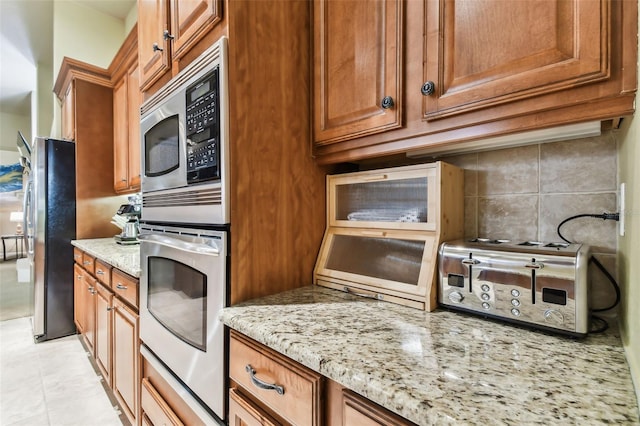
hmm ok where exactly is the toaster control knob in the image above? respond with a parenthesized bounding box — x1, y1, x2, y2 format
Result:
(449, 291, 464, 303)
(544, 309, 564, 325)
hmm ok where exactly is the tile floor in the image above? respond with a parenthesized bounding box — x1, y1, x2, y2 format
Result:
(0, 261, 125, 425)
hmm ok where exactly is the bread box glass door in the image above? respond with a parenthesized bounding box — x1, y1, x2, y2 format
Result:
(315, 228, 436, 308)
(328, 165, 436, 231)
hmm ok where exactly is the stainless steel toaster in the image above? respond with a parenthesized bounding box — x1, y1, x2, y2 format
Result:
(438, 239, 590, 336)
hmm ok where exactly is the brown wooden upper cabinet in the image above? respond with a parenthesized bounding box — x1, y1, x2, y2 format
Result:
(138, 0, 222, 91)
(312, 0, 638, 164)
(313, 0, 403, 144)
(112, 26, 141, 194)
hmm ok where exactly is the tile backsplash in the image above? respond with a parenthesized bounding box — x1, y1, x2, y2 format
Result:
(441, 130, 619, 313)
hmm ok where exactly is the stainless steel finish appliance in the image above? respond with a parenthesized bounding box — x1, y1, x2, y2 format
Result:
(21, 137, 76, 342)
(140, 36, 229, 225)
(139, 223, 228, 422)
(438, 239, 590, 336)
(112, 196, 141, 245)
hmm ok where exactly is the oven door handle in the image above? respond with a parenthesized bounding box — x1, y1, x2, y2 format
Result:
(138, 234, 220, 256)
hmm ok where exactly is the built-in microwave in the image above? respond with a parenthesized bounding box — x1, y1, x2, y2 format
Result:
(140, 36, 229, 225)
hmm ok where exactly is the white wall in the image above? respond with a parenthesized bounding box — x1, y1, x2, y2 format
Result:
(50, 1, 129, 138)
(52, 1, 127, 79)
(617, 0, 640, 405)
(0, 112, 31, 148)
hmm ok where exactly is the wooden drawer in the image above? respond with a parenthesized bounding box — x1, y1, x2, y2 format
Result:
(82, 252, 95, 274)
(73, 247, 83, 264)
(229, 331, 322, 426)
(141, 378, 184, 426)
(94, 259, 112, 288)
(228, 387, 281, 426)
(112, 268, 138, 309)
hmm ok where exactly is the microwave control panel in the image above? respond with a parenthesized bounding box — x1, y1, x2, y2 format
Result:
(186, 68, 220, 183)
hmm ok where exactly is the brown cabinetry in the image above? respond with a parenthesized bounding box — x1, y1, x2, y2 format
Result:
(138, 0, 222, 91)
(95, 281, 113, 386)
(228, 331, 416, 426)
(72, 248, 140, 426)
(313, 0, 403, 144)
(54, 60, 123, 239)
(312, 0, 637, 164)
(113, 297, 139, 425)
(112, 26, 142, 194)
(326, 381, 415, 426)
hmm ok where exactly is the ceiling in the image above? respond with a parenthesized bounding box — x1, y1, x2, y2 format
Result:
(0, 0, 135, 116)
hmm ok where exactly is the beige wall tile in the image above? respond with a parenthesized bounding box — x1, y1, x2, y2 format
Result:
(478, 195, 538, 241)
(539, 193, 617, 253)
(589, 254, 618, 315)
(441, 153, 478, 196)
(540, 132, 617, 193)
(464, 196, 477, 238)
(477, 145, 539, 195)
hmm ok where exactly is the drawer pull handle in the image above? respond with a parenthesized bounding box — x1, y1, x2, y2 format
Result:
(96, 269, 104, 275)
(461, 258, 480, 265)
(83, 260, 91, 265)
(116, 283, 127, 290)
(344, 286, 384, 301)
(245, 365, 284, 395)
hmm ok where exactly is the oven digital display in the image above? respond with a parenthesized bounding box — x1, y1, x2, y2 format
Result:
(189, 81, 210, 103)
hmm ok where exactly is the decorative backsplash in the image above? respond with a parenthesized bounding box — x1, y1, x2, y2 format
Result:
(441, 131, 619, 313)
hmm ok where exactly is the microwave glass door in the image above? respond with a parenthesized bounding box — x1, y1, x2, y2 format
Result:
(144, 115, 180, 177)
(147, 256, 207, 351)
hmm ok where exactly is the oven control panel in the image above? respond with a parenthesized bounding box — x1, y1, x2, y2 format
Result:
(186, 68, 220, 183)
(438, 239, 590, 336)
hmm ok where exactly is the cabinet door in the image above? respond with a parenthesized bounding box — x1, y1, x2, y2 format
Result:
(95, 282, 113, 387)
(228, 388, 281, 426)
(73, 264, 85, 333)
(169, 0, 222, 60)
(83, 274, 97, 356)
(340, 390, 414, 426)
(139, 0, 170, 90)
(423, 0, 610, 120)
(61, 83, 75, 141)
(127, 62, 142, 190)
(113, 76, 129, 192)
(113, 298, 139, 426)
(313, 0, 403, 144)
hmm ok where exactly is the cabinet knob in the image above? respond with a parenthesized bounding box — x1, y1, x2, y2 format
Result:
(121, 178, 127, 182)
(163, 30, 175, 41)
(421, 81, 435, 96)
(152, 43, 163, 52)
(381, 96, 394, 109)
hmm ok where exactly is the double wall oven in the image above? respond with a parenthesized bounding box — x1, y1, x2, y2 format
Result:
(138, 36, 229, 424)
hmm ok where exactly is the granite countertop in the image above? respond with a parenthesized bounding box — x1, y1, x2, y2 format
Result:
(221, 285, 640, 425)
(71, 238, 140, 278)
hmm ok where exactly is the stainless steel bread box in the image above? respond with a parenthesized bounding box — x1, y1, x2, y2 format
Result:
(438, 239, 590, 336)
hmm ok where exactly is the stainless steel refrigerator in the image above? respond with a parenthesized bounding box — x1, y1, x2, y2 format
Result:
(21, 136, 76, 342)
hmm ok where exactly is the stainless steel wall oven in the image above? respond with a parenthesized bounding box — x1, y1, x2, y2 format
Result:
(139, 223, 228, 423)
(138, 36, 230, 425)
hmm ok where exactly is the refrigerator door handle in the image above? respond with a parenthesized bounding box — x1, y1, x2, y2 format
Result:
(23, 180, 34, 256)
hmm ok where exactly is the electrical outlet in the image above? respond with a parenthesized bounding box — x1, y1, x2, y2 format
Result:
(619, 183, 626, 237)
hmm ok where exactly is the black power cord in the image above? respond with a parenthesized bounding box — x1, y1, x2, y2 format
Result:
(556, 212, 621, 334)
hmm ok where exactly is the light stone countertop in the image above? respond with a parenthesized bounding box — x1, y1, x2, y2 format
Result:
(71, 238, 140, 278)
(221, 285, 640, 425)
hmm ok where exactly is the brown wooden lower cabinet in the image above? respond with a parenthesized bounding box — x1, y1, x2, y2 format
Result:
(229, 330, 416, 426)
(113, 297, 139, 425)
(228, 387, 281, 426)
(140, 352, 208, 425)
(95, 281, 113, 387)
(73, 249, 140, 426)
